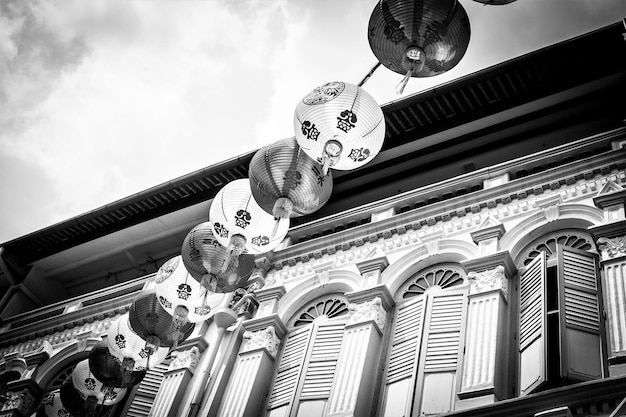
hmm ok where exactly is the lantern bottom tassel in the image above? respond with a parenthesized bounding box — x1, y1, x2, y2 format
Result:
(396, 67, 413, 95)
(223, 235, 246, 272)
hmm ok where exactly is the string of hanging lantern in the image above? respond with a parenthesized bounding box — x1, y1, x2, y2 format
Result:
(37, 1, 521, 414)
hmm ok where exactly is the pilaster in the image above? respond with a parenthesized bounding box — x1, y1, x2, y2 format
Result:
(355, 255, 389, 288)
(215, 315, 286, 417)
(327, 287, 392, 417)
(150, 347, 199, 417)
(458, 251, 515, 409)
(590, 220, 626, 375)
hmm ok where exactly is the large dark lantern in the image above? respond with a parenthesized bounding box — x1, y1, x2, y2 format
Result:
(89, 341, 146, 389)
(249, 137, 333, 220)
(181, 223, 255, 293)
(59, 380, 109, 417)
(368, 0, 471, 91)
(128, 291, 195, 349)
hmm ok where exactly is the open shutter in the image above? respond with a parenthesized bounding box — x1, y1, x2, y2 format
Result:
(417, 290, 467, 415)
(300, 322, 345, 400)
(557, 245, 605, 380)
(125, 362, 169, 417)
(382, 296, 426, 417)
(518, 251, 547, 395)
(267, 326, 312, 411)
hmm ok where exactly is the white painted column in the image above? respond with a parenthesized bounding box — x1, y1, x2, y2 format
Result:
(327, 289, 392, 417)
(151, 348, 198, 417)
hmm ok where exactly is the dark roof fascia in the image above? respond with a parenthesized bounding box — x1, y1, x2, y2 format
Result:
(1, 21, 625, 266)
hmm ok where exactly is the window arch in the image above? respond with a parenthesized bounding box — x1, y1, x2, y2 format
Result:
(381, 263, 468, 417)
(267, 294, 349, 417)
(516, 229, 605, 395)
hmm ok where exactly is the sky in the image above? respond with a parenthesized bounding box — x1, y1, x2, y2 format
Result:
(0, 0, 625, 244)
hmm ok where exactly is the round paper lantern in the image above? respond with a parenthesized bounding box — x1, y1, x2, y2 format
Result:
(107, 314, 170, 371)
(249, 137, 333, 219)
(38, 391, 71, 417)
(293, 81, 385, 173)
(209, 179, 290, 262)
(154, 256, 226, 323)
(89, 341, 146, 389)
(368, 0, 471, 92)
(59, 380, 109, 417)
(181, 223, 256, 293)
(128, 292, 195, 348)
(72, 360, 127, 406)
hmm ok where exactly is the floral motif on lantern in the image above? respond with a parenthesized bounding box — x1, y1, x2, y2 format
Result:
(195, 305, 211, 315)
(302, 81, 345, 105)
(158, 296, 172, 309)
(84, 377, 96, 390)
(58, 409, 70, 417)
(213, 222, 229, 238)
(115, 334, 126, 349)
(251, 236, 270, 246)
(301, 121, 320, 141)
(283, 170, 302, 189)
(155, 257, 178, 283)
(234, 209, 252, 228)
(337, 110, 357, 132)
(177, 284, 192, 300)
(104, 391, 118, 402)
(348, 148, 371, 162)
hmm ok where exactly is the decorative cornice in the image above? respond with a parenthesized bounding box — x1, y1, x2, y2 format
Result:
(461, 251, 517, 278)
(345, 284, 394, 312)
(242, 314, 287, 341)
(593, 186, 626, 209)
(471, 223, 506, 244)
(355, 256, 389, 276)
(589, 219, 626, 241)
(254, 285, 286, 303)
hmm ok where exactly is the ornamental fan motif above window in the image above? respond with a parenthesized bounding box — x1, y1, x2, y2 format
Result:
(399, 265, 465, 299)
(521, 230, 593, 266)
(293, 297, 349, 328)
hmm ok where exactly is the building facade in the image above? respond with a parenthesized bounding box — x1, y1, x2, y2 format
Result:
(1, 20, 626, 417)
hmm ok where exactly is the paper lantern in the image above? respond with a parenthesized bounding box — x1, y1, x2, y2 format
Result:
(154, 256, 226, 323)
(368, 0, 471, 92)
(89, 341, 146, 389)
(209, 179, 290, 262)
(38, 391, 71, 417)
(107, 314, 170, 371)
(128, 292, 195, 348)
(249, 137, 333, 219)
(59, 380, 109, 417)
(72, 360, 127, 406)
(293, 81, 385, 173)
(181, 223, 256, 293)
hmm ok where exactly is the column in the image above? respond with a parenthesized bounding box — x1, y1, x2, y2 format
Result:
(327, 286, 393, 417)
(459, 251, 516, 409)
(215, 315, 286, 417)
(590, 220, 626, 376)
(150, 347, 199, 417)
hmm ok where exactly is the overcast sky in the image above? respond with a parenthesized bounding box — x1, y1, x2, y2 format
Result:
(0, 0, 625, 244)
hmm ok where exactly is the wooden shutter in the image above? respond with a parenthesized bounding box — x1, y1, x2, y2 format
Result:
(125, 362, 169, 417)
(557, 245, 605, 380)
(300, 322, 345, 399)
(382, 297, 426, 417)
(417, 290, 467, 415)
(518, 251, 547, 396)
(267, 326, 312, 410)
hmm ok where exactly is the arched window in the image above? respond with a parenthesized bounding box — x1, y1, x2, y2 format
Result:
(516, 230, 605, 395)
(381, 263, 468, 417)
(266, 295, 349, 417)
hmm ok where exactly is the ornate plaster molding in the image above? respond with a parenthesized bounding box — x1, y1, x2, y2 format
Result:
(468, 265, 508, 300)
(597, 236, 626, 260)
(168, 347, 200, 371)
(242, 326, 280, 359)
(347, 297, 387, 331)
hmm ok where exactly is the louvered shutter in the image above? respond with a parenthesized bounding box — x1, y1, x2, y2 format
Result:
(382, 297, 426, 417)
(557, 245, 606, 380)
(417, 290, 467, 415)
(125, 362, 169, 417)
(300, 322, 345, 400)
(267, 326, 312, 410)
(518, 251, 547, 395)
